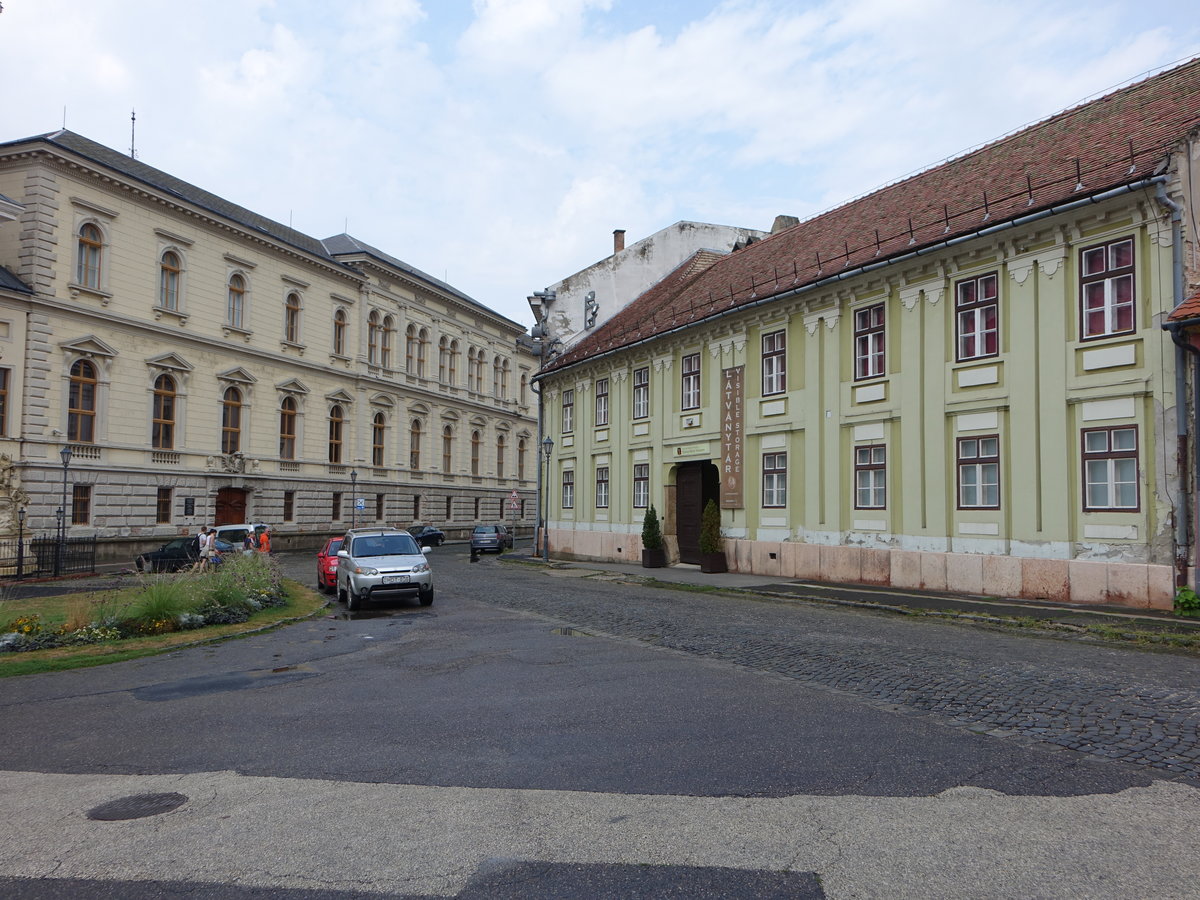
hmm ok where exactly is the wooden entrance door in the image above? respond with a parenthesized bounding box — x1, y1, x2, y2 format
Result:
(675, 461, 721, 565)
(214, 488, 247, 525)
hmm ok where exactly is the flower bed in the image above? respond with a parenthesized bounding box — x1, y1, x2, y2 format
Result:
(0, 554, 289, 653)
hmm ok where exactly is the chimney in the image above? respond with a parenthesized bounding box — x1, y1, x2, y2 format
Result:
(771, 215, 799, 235)
(613, 229, 626, 253)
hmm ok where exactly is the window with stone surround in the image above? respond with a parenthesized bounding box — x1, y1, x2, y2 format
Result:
(1080, 237, 1135, 340)
(1082, 425, 1139, 511)
(955, 273, 998, 361)
(854, 304, 885, 380)
(957, 435, 1000, 509)
(854, 444, 886, 509)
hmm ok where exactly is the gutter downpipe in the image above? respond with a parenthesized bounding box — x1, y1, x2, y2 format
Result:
(1158, 183, 1193, 589)
(533, 176, 1169, 384)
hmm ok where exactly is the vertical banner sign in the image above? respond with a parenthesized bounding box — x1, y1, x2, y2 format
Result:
(721, 365, 745, 509)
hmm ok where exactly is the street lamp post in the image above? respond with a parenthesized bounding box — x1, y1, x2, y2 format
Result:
(16, 507, 25, 580)
(56, 446, 73, 577)
(350, 469, 358, 528)
(541, 435, 554, 563)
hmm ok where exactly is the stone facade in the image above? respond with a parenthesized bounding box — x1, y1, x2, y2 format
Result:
(0, 131, 537, 560)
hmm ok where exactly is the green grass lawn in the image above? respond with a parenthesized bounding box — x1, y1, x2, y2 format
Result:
(0, 579, 327, 677)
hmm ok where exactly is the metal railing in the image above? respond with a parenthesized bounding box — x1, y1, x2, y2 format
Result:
(0, 533, 97, 579)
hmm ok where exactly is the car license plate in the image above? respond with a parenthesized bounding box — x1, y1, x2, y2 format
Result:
(382, 575, 410, 585)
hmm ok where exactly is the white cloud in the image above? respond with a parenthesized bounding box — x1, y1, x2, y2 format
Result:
(1, 0, 1197, 324)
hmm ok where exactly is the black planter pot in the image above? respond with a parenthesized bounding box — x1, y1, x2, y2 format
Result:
(699, 551, 727, 574)
(642, 548, 666, 568)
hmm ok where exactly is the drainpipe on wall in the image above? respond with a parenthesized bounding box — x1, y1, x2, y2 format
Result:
(1156, 182, 1192, 589)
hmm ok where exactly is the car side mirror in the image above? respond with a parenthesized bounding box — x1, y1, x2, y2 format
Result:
(337, 550, 349, 558)
(422, 546, 431, 554)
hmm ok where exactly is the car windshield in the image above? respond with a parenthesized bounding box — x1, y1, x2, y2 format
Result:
(350, 534, 421, 557)
(474, 526, 496, 534)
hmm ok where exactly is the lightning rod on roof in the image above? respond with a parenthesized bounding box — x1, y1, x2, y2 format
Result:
(129, 109, 137, 159)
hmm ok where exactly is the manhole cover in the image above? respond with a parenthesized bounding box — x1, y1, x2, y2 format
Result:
(86, 792, 188, 821)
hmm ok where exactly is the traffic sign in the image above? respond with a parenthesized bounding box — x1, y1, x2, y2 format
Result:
(509, 489, 520, 501)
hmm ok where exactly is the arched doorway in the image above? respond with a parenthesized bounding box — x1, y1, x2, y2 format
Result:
(214, 487, 248, 525)
(674, 460, 720, 565)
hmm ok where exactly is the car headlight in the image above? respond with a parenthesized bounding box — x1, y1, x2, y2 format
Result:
(411, 562, 430, 574)
(353, 566, 379, 576)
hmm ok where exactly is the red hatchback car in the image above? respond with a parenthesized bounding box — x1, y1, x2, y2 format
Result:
(316, 536, 344, 592)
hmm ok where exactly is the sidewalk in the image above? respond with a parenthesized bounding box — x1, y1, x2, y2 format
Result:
(508, 553, 1200, 637)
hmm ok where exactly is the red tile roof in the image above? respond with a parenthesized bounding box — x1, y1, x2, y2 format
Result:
(545, 57, 1200, 374)
(1168, 289, 1200, 322)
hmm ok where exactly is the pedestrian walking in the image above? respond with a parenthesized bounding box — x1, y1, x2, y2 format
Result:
(198, 527, 215, 567)
(257, 526, 271, 555)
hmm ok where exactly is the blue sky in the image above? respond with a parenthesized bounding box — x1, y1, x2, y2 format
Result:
(2, 0, 1198, 325)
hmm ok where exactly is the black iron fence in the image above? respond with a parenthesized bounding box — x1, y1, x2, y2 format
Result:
(0, 532, 97, 579)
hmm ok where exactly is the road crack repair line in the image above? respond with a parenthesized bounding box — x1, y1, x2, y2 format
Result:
(475, 588, 1200, 780)
(1, 771, 1199, 899)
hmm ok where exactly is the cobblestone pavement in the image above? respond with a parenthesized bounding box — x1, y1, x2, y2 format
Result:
(460, 556, 1200, 782)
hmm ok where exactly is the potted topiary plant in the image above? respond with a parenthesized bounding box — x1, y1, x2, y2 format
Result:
(641, 504, 666, 568)
(699, 498, 727, 573)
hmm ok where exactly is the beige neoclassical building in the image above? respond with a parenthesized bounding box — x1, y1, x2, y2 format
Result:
(0, 130, 538, 559)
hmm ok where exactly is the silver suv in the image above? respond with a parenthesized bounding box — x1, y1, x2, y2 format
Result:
(337, 528, 433, 610)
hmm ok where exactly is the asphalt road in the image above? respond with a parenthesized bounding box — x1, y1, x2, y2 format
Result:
(1, 547, 1198, 898)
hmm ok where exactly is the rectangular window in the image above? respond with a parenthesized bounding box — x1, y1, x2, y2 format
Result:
(377, 493, 385, 521)
(957, 435, 1000, 509)
(1083, 426, 1139, 510)
(0, 368, 8, 434)
(956, 273, 999, 361)
(633, 463, 649, 508)
(283, 491, 295, 522)
(682, 353, 701, 410)
(332, 491, 342, 521)
(595, 466, 609, 509)
(474, 497, 481, 519)
(854, 304, 885, 380)
(562, 389, 574, 434)
(155, 487, 172, 524)
(445, 496, 452, 520)
(71, 484, 91, 525)
(595, 378, 609, 426)
(762, 452, 787, 507)
(633, 367, 649, 419)
(1081, 238, 1135, 340)
(854, 445, 886, 509)
(562, 469, 575, 509)
(413, 494, 420, 521)
(762, 330, 786, 396)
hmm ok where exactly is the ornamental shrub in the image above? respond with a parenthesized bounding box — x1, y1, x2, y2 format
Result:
(699, 499, 722, 555)
(641, 504, 663, 551)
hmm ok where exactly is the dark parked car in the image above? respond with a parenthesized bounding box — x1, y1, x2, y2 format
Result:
(408, 526, 445, 548)
(135, 536, 234, 573)
(470, 524, 512, 553)
(316, 536, 344, 592)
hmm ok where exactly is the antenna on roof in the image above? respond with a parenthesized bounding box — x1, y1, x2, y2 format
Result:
(62, 106, 67, 129)
(129, 109, 137, 159)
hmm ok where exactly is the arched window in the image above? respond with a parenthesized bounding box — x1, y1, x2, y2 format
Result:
(470, 429, 481, 476)
(368, 311, 380, 365)
(409, 419, 422, 470)
(77, 223, 103, 289)
(68, 359, 97, 443)
(381, 316, 394, 369)
(328, 404, 344, 463)
(285, 292, 301, 344)
(449, 340, 459, 384)
(518, 438, 527, 481)
(279, 397, 297, 459)
(501, 360, 510, 399)
(418, 328, 429, 377)
(405, 324, 417, 373)
(152, 374, 176, 450)
(221, 387, 242, 454)
(442, 425, 453, 473)
(227, 274, 246, 328)
(159, 251, 181, 310)
(372, 413, 386, 467)
(520, 373, 528, 405)
(333, 309, 347, 356)
(496, 434, 506, 479)
(438, 337, 449, 382)
(493, 357, 501, 396)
